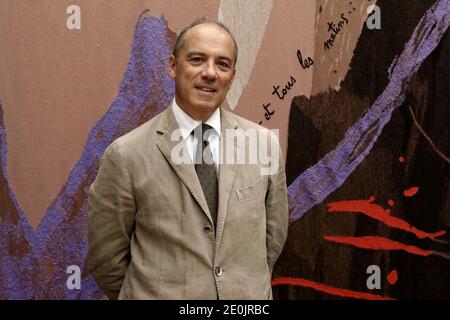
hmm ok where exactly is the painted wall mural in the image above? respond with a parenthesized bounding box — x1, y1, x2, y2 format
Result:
(0, 0, 449, 299)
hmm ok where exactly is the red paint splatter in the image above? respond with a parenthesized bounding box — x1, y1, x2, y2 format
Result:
(399, 156, 405, 163)
(327, 198, 445, 240)
(272, 277, 395, 300)
(403, 186, 419, 197)
(387, 270, 398, 285)
(324, 235, 432, 256)
(388, 199, 395, 207)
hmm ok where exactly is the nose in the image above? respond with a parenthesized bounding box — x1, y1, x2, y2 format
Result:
(201, 61, 218, 80)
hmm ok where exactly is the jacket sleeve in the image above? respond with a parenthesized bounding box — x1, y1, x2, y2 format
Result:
(265, 133, 289, 273)
(88, 142, 136, 300)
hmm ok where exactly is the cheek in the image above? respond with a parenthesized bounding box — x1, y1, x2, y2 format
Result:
(184, 67, 201, 79)
(177, 74, 192, 88)
(220, 79, 234, 91)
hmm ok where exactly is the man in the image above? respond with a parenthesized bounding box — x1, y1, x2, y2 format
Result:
(88, 17, 289, 300)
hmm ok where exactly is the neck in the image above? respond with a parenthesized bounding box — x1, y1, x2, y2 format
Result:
(175, 99, 218, 122)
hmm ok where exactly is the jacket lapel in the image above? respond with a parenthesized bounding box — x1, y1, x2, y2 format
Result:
(215, 108, 240, 251)
(156, 108, 212, 223)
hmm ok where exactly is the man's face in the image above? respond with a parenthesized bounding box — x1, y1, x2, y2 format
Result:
(168, 23, 236, 121)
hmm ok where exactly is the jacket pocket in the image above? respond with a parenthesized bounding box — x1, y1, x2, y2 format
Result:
(235, 176, 266, 201)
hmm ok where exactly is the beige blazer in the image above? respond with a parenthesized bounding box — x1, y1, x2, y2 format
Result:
(88, 106, 289, 299)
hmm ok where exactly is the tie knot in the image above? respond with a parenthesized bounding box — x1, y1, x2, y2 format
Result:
(201, 123, 212, 133)
(193, 123, 213, 142)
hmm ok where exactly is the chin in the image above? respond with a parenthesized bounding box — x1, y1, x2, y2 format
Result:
(196, 102, 219, 112)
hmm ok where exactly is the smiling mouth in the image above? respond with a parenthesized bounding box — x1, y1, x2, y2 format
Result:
(195, 86, 216, 93)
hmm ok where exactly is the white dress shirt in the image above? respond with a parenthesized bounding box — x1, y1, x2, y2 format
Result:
(171, 99, 221, 175)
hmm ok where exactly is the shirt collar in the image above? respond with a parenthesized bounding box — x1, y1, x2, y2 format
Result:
(171, 99, 221, 140)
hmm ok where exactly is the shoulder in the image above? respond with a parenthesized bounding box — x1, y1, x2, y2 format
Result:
(222, 108, 279, 142)
(107, 108, 169, 156)
(221, 108, 269, 131)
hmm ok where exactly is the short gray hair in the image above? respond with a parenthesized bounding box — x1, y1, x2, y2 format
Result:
(172, 17, 238, 65)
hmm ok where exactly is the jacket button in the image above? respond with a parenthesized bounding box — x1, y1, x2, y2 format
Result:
(215, 266, 223, 277)
(204, 224, 213, 233)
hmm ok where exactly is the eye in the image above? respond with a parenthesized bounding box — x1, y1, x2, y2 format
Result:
(217, 60, 231, 70)
(189, 57, 203, 64)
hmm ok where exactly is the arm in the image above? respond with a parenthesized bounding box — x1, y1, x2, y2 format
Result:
(265, 134, 289, 273)
(88, 142, 136, 300)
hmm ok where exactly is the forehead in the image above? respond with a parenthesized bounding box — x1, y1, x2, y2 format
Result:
(180, 23, 235, 59)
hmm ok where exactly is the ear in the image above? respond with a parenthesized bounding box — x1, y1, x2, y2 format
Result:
(168, 55, 176, 79)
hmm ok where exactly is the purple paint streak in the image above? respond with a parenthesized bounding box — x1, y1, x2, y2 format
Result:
(0, 14, 175, 299)
(288, 0, 450, 222)
(0, 100, 35, 298)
